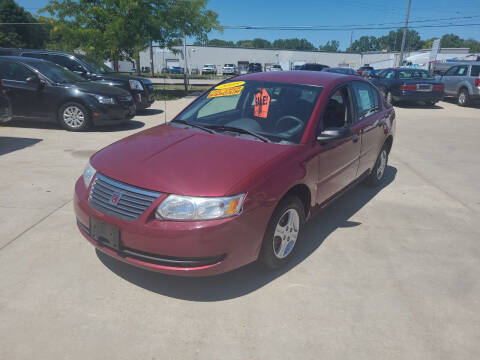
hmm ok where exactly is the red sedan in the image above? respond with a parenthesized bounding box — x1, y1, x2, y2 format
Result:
(74, 71, 395, 276)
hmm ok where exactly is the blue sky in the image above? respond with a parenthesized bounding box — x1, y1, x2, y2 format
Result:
(17, 0, 480, 50)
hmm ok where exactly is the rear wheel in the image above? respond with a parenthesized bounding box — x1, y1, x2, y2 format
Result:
(457, 88, 470, 107)
(58, 102, 91, 131)
(259, 196, 305, 270)
(385, 91, 393, 105)
(365, 144, 388, 187)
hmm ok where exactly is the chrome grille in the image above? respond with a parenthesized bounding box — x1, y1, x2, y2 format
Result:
(89, 174, 161, 221)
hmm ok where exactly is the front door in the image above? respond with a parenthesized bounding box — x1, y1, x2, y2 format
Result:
(314, 85, 361, 205)
(442, 66, 458, 95)
(0, 60, 42, 118)
(350, 81, 386, 175)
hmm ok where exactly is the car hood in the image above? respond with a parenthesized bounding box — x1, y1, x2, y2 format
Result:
(90, 125, 292, 196)
(67, 81, 131, 97)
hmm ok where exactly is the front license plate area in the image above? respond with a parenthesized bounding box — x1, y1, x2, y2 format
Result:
(90, 217, 121, 251)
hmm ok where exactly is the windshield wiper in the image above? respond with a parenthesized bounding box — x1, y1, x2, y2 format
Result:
(205, 125, 271, 143)
(170, 119, 216, 134)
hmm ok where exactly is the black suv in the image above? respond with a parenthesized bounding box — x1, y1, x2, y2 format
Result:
(0, 56, 136, 131)
(0, 48, 154, 111)
(248, 63, 262, 73)
(296, 63, 329, 71)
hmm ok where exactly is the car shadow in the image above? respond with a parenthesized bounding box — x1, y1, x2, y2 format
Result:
(92, 120, 145, 132)
(393, 102, 443, 109)
(135, 109, 164, 116)
(0, 136, 42, 156)
(97, 166, 397, 302)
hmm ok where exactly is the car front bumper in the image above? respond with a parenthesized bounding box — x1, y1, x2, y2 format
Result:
(74, 177, 265, 276)
(88, 102, 136, 126)
(131, 83, 155, 110)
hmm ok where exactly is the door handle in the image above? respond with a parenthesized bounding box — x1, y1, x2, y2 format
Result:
(352, 134, 359, 143)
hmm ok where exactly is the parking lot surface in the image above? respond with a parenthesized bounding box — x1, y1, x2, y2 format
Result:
(0, 100, 479, 360)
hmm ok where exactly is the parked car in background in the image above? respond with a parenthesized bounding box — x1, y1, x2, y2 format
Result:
(248, 63, 262, 73)
(0, 56, 136, 131)
(440, 62, 480, 106)
(371, 68, 444, 106)
(0, 48, 155, 111)
(357, 65, 374, 77)
(323, 67, 357, 76)
(296, 63, 329, 71)
(0, 80, 12, 123)
(222, 64, 238, 75)
(202, 64, 217, 75)
(74, 71, 395, 276)
(266, 64, 282, 72)
(169, 66, 184, 74)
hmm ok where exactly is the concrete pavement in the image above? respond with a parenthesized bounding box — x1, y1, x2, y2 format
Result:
(0, 99, 479, 360)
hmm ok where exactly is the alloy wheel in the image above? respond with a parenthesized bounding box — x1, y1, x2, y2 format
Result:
(273, 208, 300, 259)
(377, 149, 387, 180)
(63, 106, 85, 128)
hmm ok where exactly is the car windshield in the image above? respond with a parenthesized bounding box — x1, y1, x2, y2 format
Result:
(78, 55, 115, 74)
(173, 80, 322, 144)
(29, 61, 86, 84)
(398, 70, 435, 79)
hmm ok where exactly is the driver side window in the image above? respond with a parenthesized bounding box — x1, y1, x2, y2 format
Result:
(444, 66, 458, 76)
(322, 87, 351, 129)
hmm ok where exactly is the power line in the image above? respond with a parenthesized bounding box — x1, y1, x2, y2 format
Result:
(222, 23, 480, 31)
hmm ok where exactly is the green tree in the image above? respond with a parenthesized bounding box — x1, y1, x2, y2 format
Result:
(440, 34, 464, 48)
(0, 0, 50, 48)
(272, 38, 315, 51)
(379, 29, 423, 51)
(463, 38, 480, 52)
(318, 40, 340, 51)
(347, 36, 381, 52)
(236, 39, 254, 48)
(251, 38, 271, 48)
(41, 0, 219, 70)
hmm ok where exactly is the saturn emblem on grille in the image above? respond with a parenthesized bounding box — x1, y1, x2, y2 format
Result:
(110, 193, 122, 206)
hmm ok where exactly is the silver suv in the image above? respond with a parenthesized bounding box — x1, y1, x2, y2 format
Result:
(441, 61, 480, 106)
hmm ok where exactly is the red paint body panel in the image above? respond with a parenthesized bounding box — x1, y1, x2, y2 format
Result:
(74, 71, 395, 276)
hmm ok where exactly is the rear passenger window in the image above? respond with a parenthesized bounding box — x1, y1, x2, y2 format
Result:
(351, 82, 380, 120)
(471, 66, 480, 77)
(457, 66, 468, 76)
(48, 55, 83, 72)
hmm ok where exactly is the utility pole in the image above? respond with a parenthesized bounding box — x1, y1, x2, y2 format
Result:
(350, 31, 353, 51)
(149, 40, 154, 77)
(183, 34, 189, 92)
(398, 0, 412, 66)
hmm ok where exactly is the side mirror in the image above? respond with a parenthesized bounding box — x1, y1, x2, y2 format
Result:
(317, 127, 351, 143)
(25, 76, 44, 90)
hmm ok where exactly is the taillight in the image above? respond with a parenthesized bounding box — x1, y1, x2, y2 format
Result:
(400, 84, 417, 91)
(433, 84, 445, 91)
(475, 78, 480, 87)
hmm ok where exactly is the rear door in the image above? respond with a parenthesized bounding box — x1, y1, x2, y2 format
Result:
(350, 81, 386, 176)
(0, 59, 42, 118)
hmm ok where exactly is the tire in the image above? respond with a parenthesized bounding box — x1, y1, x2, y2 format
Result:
(457, 88, 470, 107)
(365, 144, 388, 187)
(425, 100, 436, 107)
(58, 102, 91, 131)
(259, 196, 305, 270)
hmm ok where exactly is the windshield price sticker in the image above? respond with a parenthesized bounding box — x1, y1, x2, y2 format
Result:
(254, 88, 270, 118)
(208, 86, 244, 98)
(214, 81, 245, 90)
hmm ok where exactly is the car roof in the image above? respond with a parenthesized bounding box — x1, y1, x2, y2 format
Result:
(0, 55, 49, 65)
(2, 48, 78, 57)
(234, 70, 359, 87)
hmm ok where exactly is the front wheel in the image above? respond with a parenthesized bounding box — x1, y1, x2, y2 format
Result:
(58, 102, 91, 131)
(259, 196, 305, 270)
(365, 145, 388, 187)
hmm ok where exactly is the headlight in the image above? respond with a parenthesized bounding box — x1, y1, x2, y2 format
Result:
(129, 80, 144, 90)
(83, 162, 96, 188)
(156, 194, 245, 221)
(92, 94, 115, 104)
